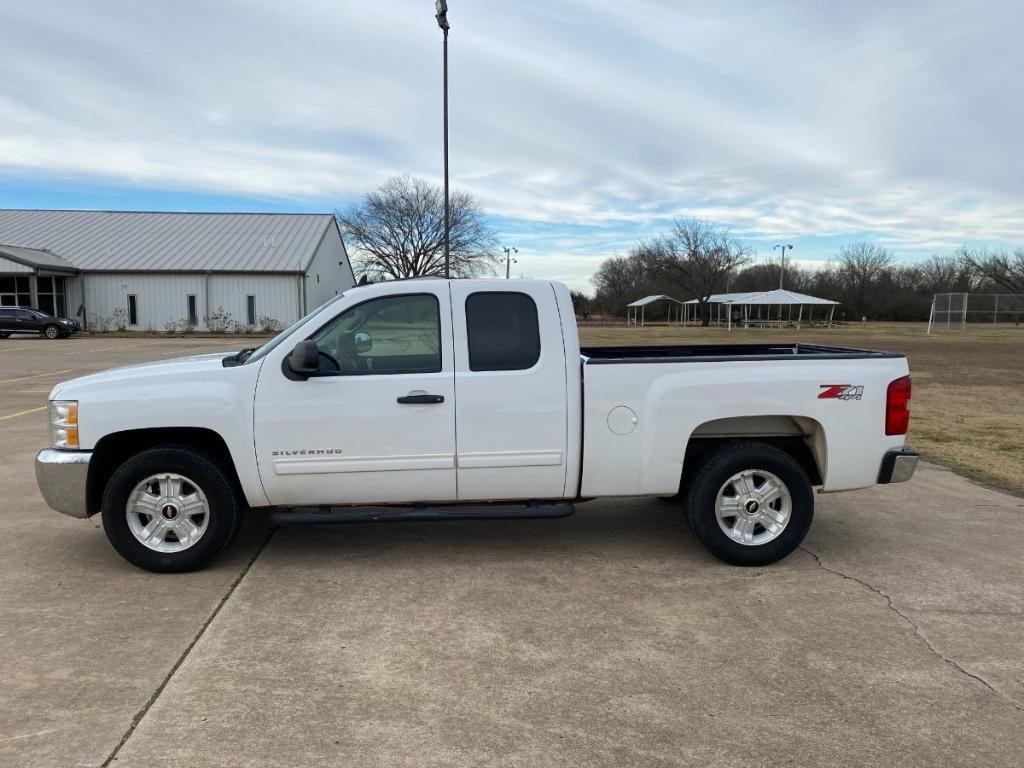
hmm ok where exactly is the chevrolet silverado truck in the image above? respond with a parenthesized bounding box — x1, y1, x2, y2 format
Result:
(35, 279, 918, 573)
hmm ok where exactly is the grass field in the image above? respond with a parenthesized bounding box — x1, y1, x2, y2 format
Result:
(577, 322, 1024, 496)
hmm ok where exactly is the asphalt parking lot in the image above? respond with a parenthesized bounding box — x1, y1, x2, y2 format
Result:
(2, 334, 1023, 767)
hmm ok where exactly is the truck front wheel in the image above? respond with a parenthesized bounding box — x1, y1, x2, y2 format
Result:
(101, 446, 244, 573)
(684, 441, 813, 566)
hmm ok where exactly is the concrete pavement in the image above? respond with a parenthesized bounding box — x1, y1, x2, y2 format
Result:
(1, 335, 1022, 766)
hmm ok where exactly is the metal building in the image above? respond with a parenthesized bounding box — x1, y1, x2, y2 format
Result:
(0, 210, 356, 331)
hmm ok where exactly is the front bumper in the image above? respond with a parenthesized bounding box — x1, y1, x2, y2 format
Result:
(35, 448, 92, 518)
(878, 447, 919, 484)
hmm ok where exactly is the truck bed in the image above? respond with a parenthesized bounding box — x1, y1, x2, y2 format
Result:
(580, 343, 904, 364)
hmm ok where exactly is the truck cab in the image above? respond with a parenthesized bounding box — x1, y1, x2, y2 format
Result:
(250, 279, 580, 506)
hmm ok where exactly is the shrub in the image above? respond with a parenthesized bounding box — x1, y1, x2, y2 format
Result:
(111, 306, 128, 332)
(204, 307, 234, 333)
(258, 315, 283, 333)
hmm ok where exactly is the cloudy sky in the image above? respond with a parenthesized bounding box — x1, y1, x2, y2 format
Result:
(1, 0, 1021, 289)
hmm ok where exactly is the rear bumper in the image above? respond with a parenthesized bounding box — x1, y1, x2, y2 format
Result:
(878, 447, 919, 484)
(35, 448, 92, 518)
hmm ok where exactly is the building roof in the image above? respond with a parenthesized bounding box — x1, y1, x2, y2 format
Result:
(0, 210, 338, 273)
(627, 294, 685, 307)
(684, 289, 839, 306)
(0, 244, 79, 272)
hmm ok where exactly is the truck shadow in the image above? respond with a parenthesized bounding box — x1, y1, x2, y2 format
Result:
(247, 497, 718, 569)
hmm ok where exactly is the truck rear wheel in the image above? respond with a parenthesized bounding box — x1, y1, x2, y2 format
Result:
(684, 441, 813, 566)
(101, 446, 243, 573)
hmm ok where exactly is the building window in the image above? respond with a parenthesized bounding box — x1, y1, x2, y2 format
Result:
(187, 295, 198, 326)
(36, 276, 67, 317)
(465, 292, 541, 371)
(127, 294, 138, 326)
(0, 276, 31, 307)
(246, 295, 256, 326)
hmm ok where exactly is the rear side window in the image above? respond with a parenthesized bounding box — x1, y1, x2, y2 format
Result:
(465, 292, 540, 371)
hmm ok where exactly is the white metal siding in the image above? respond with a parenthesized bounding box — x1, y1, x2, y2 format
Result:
(83, 274, 206, 331)
(304, 225, 355, 309)
(65, 277, 84, 321)
(208, 274, 300, 330)
(80, 272, 304, 331)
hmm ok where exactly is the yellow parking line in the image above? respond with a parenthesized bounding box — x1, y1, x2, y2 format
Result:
(0, 369, 72, 385)
(0, 406, 46, 421)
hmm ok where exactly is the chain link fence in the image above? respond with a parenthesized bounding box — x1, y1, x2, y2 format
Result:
(928, 293, 1024, 332)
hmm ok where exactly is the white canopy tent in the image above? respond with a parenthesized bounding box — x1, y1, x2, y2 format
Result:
(626, 294, 685, 326)
(683, 289, 839, 329)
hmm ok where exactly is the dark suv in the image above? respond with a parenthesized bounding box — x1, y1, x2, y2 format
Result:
(0, 307, 81, 339)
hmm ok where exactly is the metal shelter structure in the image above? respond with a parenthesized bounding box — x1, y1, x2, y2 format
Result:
(626, 295, 685, 326)
(682, 289, 839, 330)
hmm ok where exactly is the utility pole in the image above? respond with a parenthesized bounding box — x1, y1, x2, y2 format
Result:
(435, 1, 451, 278)
(503, 246, 518, 279)
(773, 244, 793, 289)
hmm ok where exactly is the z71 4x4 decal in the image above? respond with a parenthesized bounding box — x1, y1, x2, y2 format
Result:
(818, 384, 864, 400)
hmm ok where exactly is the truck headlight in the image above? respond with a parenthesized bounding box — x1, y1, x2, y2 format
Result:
(48, 400, 79, 449)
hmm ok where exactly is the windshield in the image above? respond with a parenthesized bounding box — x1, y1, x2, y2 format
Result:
(244, 292, 347, 364)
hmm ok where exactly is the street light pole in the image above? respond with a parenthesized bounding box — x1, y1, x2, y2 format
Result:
(773, 244, 793, 290)
(435, 1, 451, 279)
(503, 246, 518, 279)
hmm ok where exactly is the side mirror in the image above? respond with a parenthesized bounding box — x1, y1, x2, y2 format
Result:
(353, 331, 373, 354)
(283, 339, 319, 380)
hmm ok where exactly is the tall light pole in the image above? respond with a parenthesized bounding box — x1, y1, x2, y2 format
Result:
(503, 246, 518, 279)
(773, 244, 793, 289)
(435, 1, 451, 279)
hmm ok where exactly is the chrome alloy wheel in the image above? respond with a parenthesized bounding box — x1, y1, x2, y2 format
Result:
(715, 469, 792, 546)
(125, 473, 210, 553)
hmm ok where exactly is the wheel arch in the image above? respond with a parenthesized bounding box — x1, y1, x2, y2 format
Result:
(683, 415, 827, 489)
(87, 427, 243, 516)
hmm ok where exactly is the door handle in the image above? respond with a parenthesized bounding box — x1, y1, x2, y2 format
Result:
(397, 393, 444, 404)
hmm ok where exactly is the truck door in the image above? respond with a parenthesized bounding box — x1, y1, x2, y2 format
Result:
(253, 285, 457, 506)
(449, 282, 569, 500)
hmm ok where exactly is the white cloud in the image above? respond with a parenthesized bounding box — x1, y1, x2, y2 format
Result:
(0, 0, 1021, 289)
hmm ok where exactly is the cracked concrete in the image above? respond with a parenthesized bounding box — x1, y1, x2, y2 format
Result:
(800, 544, 1022, 713)
(3, 336, 1024, 767)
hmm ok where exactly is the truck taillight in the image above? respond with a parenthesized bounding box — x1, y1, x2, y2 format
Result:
(885, 376, 911, 436)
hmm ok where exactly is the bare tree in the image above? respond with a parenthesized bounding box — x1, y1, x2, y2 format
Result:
(591, 250, 651, 315)
(336, 175, 500, 279)
(643, 219, 752, 325)
(959, 246, 1024, 293)
(836, 242, 894, 317)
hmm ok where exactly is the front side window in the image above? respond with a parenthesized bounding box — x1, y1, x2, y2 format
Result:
(465, 292, 540, 371)
(310, 293, 441, 375)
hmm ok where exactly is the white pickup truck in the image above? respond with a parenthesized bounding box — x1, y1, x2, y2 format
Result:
(36, 279, 918, 572)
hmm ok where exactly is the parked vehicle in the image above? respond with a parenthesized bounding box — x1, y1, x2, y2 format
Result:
(0, 307, 80, 339)
(35, 279, 917, 572)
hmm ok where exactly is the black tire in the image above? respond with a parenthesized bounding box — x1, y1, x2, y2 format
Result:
(101, 446, 244, 573)
(684, 441, 813, 566)
(0, 331, 10, 339)
(43, 324, 60, 339)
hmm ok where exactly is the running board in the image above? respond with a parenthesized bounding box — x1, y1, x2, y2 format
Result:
(270, 501, 576, 527)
